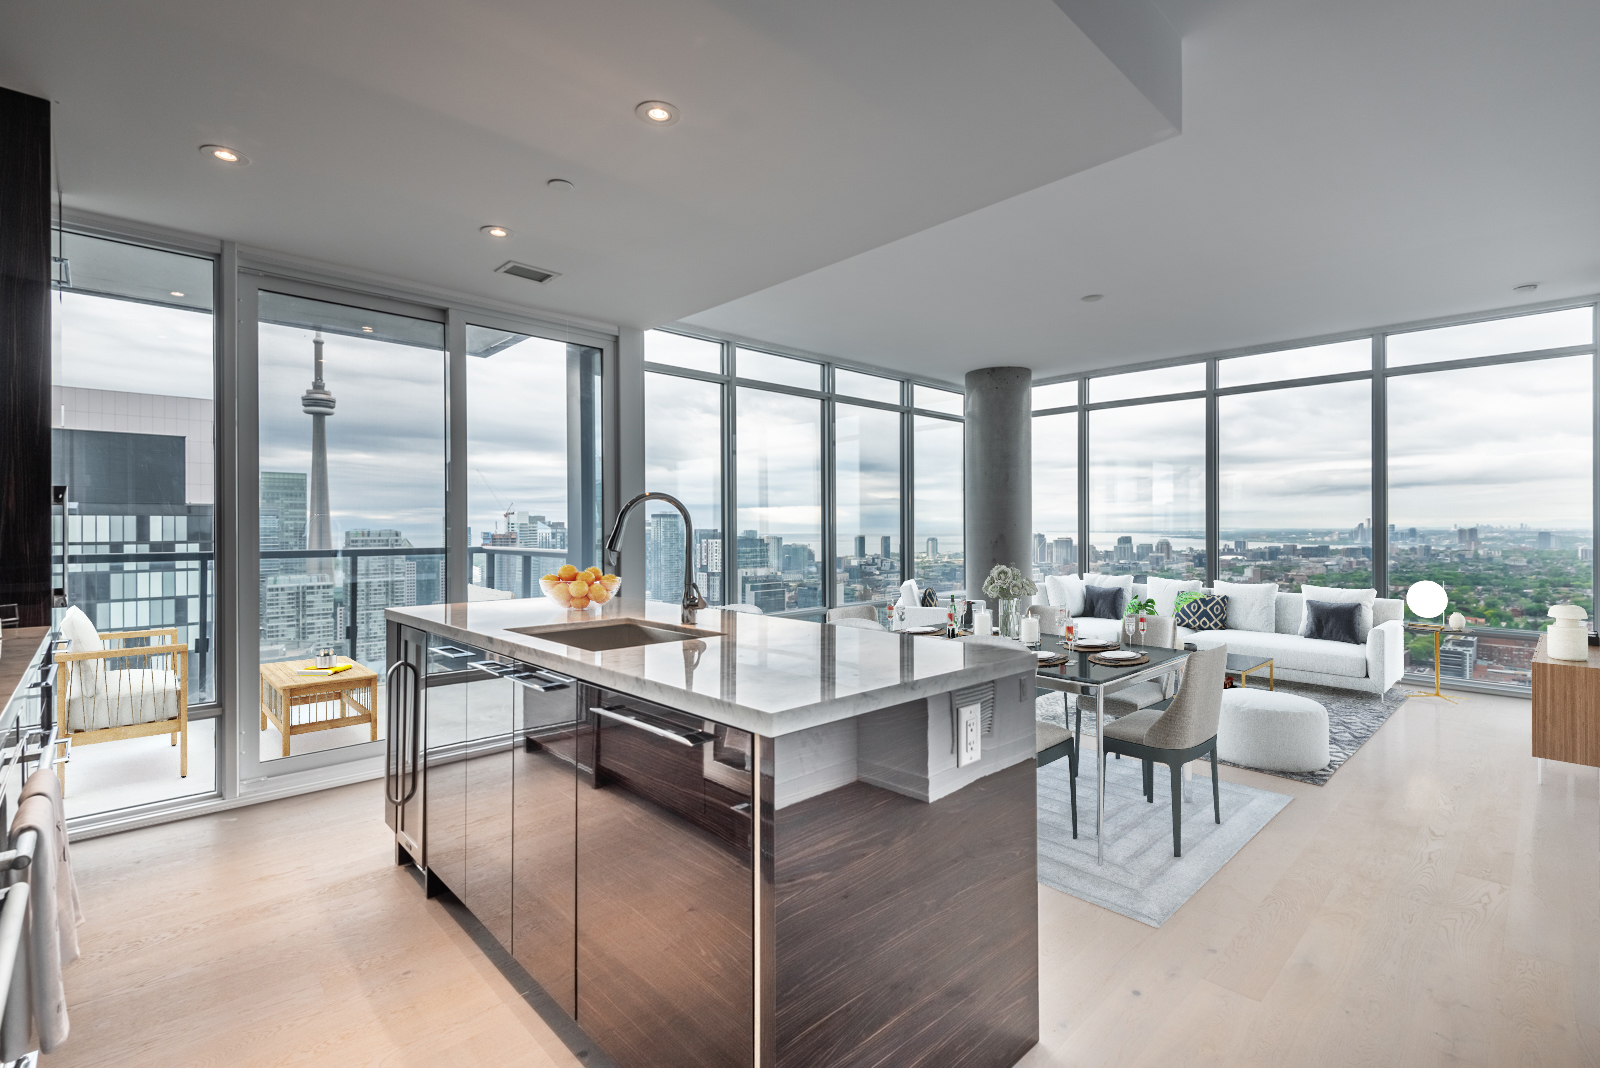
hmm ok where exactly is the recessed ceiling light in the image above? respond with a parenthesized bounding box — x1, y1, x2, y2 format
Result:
(547, 178, 574, 192)
(1513, 282, 1539, 292)
(1081, 293, 1104, 302)
(635, 100, 680, 126)
(200, 144, 248, 164)
(170, 291, 184, 297)
(481, 225, 512, 238)
(361, 326, 374, 333)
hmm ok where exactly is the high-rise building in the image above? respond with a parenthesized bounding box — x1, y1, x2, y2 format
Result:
(1459, 527, 1478, 544)
(742, 578, 787, 614)
(345, 528, 415, 665)
(1053, 537, 1075, 566)
(926, 537, 938, 557)
(1233, 539, 1247, 553)
(881, 535, 893, 558)
(1155, 539, 1172, 559)
(694, 529, 724, 604)
(1033, 533, 1047, 563)
(736, 530, 768, 573)
(646, 512, 686, 601)
(1536, 531, 1552, 550)
(1114, 535, 1134, 563)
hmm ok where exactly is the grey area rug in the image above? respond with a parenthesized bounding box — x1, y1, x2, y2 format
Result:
(1038, 752, 1292, 927)
(1036, 680, 1408, 787)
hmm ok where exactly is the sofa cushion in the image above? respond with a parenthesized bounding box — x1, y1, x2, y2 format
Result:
(1044, 574, 1085, 616)
(1146, 576, 1202, 618)
(1082, 584, 1125, 620)
(1300, 584, 1377, 642)
(1213, 580, 1279, 633)
(1179, 628, 1369, 678)
(1174, 594, 1229, 632)
(59, 605, 105, 697)
(1303, 599, 1363, 645)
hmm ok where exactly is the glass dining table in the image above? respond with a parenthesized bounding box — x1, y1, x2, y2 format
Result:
(1031, 633, 1192, 864)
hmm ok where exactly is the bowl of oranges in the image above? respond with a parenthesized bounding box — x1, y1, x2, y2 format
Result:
(540, 565, 621, 610)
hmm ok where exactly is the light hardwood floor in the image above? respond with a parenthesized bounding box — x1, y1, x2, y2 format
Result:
(48, 688, 1599, 1067)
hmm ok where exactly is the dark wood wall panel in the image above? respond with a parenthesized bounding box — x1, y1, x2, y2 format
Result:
(773, 760, 1039, 1068)
(0, 88, 51, 626)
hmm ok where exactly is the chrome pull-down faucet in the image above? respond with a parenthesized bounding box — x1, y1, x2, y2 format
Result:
(604, 491, 708, 625)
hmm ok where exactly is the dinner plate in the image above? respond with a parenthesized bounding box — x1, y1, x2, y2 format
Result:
(901, 625, 942, 634)
(1034, 650, 1060, 660)
(1094, 650, 1141, 660)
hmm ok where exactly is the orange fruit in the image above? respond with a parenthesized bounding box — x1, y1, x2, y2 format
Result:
(541, 573, 559, 583)
(570, 595, 591, 609)
(589, 585, 611, 604)
(557, 564, 578, 580)
(548, 585, 572, 607)
(568, 579, 589, 597)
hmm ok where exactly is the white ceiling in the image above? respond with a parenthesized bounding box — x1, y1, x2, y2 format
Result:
(0, 0, 1175, 331)
(685, 0, 1600, 382)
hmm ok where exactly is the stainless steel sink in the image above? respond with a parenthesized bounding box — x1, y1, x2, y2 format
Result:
(509, 618, 721, 652)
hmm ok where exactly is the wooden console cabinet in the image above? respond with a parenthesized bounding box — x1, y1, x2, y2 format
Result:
(1532, 634, 1600, 768)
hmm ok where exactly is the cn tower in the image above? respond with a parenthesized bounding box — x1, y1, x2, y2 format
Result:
(302, 332, 336, 579)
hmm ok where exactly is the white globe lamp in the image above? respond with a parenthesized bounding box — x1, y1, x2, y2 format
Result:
(1406, 580, 1448, 623)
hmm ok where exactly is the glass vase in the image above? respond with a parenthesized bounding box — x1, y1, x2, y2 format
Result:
(997, 598, 1022, 639)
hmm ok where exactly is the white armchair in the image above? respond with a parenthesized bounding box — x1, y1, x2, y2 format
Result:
(54, 605, 188, 789)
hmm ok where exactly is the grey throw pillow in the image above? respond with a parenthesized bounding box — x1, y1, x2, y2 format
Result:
(1081, 584, 1125, 620)
(1303, 599, 1362, 644)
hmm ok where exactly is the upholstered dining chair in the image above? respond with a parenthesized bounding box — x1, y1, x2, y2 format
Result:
(1100, 643, 1227, 857)
(825, 604, 880, 624)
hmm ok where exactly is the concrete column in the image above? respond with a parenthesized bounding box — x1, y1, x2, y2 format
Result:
(963, 367, 1032, 600)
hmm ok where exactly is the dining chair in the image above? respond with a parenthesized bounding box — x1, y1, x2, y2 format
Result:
(1100, 643, 1227, 857)
(825, 604, 880, 624)
(830, 617, 884, 632)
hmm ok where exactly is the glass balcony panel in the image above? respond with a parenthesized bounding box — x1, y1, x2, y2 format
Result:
(645, 372, 725, 606)
(1031, 411, 1078, 581)
(913, 415, 964, 594)
(1088, 398, 1205, 580)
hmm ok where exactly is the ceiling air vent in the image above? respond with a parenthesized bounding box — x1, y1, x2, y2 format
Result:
(495, 261, 561, 284)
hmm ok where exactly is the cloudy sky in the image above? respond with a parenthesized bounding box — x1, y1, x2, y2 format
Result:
(58, 287, 1593, 564)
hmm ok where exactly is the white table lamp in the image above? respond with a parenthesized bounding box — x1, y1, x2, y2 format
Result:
(1406, 580, 1448, 622)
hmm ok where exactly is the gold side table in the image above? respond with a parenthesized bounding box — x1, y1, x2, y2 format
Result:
(1405, 623, 1465, 704)
(260, 657, 379, 757)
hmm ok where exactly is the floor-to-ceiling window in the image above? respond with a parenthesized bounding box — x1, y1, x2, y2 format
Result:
(256, 290, 446, 761)
(1387, 313, 1594, 687)
(50, 230, 219, 817)
(736, 381, 825, 613)
(835, 401, 901, 604)
(466, 324, 602, 600)
(1219, 341, 1373, 587)
(642, 329, 959, 615)
(644, 331, 724, 605)
(1029, 299, 1596, 694)
(913, 395, 964, 594)
(1087, 365, 1206, 580)
(1031, 383, 1079, 581)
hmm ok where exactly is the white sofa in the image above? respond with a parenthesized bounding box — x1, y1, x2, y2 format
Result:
(1041, 580, 1405, 695)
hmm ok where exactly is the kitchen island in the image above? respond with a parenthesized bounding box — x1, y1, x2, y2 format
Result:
(385, 598, 1039, 1068)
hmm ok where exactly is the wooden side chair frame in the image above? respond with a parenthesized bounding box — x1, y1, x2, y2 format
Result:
(54, 627, 189, 789)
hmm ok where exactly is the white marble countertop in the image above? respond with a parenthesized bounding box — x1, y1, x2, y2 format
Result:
(386, 597, 1033, 737)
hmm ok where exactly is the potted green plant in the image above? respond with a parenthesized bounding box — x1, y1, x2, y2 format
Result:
(1125, 595, 1156, 643)
(981, 564, 1038, 639)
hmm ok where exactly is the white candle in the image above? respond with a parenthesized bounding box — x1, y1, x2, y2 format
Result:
(1020, 617, 1040, 644)
(973, 610, 993, 636)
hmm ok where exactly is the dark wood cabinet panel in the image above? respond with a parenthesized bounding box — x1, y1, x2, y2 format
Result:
(577, 692, 755, 1068)
(773, 760, 1038, 1068)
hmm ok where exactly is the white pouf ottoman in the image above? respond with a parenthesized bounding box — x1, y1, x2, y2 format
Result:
(1218, 689, 1330, 773)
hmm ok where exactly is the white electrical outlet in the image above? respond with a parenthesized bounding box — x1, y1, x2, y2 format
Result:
(957, 702, 982, 767)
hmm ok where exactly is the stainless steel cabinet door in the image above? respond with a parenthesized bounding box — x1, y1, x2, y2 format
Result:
(462, 658, 516, 950)
(422, 644, 469, 896)
(512, 676, 578, 1015)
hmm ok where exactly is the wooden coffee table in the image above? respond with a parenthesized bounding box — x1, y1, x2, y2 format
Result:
(260, 657, 379, 757)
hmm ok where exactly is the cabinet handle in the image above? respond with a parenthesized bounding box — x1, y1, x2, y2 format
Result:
(591, 707, 714, 747)
(386, 660, 421, 805)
